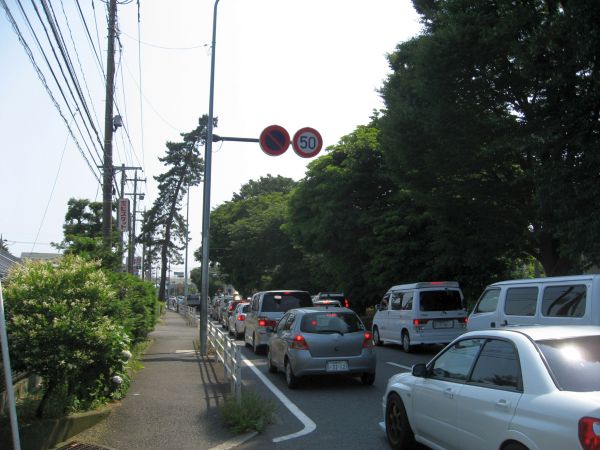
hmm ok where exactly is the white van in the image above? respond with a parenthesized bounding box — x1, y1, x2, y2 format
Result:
(467, 274, 600, 331)
(371, 281, 467, 352)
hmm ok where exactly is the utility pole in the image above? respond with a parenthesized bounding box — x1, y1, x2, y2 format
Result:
(102, 0, 118, 251)
(126, 172, 146, 274)
(114, 165, 141, 271)
(184, 186, 190, 298)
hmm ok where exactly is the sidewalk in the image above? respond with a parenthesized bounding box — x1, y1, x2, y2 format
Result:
(59, 310, 248, 450)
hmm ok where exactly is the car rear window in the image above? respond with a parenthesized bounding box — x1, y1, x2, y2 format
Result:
(419, 290, 463, 311)
(241, 304, 250, 313)
(300, 312, 365, 334)
(536, 335, 600, 392)
(261, 292, 312, 312)
(319, 293, 344, 301)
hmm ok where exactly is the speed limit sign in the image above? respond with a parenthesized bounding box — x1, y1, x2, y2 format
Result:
(292, 127, 323, 158)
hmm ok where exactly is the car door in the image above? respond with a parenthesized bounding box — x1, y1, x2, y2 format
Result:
(411, 338, 484, 450)
(454, 338, 523, 450)
(388, 290, 403, 341)
(272, 312, 296, 369)
(378, 293, 391, 340)
(467, 288, 501, 331)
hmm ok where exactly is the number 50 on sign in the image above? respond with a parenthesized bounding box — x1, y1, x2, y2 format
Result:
(292, 127, 323, 158)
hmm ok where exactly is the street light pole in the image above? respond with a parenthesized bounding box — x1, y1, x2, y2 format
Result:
(200, 0, 220, 356)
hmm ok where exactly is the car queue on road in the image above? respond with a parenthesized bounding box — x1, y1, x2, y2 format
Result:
(207, 276, 600, 450)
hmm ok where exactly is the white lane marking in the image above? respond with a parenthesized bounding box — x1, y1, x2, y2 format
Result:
(242, 357, 317, 443)
(387, 362, 412, 371)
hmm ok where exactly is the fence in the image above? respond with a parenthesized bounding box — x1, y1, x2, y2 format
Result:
(175, 305, 242, 402)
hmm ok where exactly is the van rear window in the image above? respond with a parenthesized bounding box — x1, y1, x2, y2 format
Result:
(542, 285, 586, 317)
(419, 290, 463, 311)
(262, 292, 312, 312)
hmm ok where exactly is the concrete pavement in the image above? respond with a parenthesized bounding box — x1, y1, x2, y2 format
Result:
(59, 310, 252, 450)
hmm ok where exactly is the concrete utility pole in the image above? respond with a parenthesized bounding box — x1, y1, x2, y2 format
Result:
(114, 165, 142, 270)
(126, 172, 146, 274)
(102, 0, 118, 251)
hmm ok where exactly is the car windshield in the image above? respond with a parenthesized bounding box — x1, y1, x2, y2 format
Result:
(536, 335, 600, 392)
(261, 292, 312, 312)
(300, 312, 365, 334)
(419, 290, 463, 311)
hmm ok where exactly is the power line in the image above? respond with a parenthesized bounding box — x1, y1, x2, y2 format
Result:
(0, 0, 101, 184)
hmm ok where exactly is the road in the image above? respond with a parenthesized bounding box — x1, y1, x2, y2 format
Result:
(217, 320, 444, 450)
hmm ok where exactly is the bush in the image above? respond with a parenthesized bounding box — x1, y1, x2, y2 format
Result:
(3, 256, 132, 417)
(220, 389, 276, 434)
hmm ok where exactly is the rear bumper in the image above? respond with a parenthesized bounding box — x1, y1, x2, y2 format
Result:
(410, 327, 466, 345)
(288, 349, 376, 377)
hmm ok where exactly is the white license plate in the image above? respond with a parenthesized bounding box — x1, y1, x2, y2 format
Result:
(326, 360, 349, 372)
(434, 320, 453, 329)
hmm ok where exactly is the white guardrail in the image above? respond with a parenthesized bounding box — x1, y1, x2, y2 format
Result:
(175, 304, 242, 402)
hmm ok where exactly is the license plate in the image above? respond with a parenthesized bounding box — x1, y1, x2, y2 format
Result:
(434, 320, 453, 329)
(326, 360, 349, 372)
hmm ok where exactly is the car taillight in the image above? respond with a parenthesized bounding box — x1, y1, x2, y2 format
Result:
(457, 317, 468, 326)
(291, 334, 309, 350)
(363, 331, 373, 348)
(579, 417, 600, 450)
(228, 304, 235, 311)
(258, 318, 276, 328)
(237, 315, 245, 321)
(344, 298, 350, 308)
(413, 319, 429, 326)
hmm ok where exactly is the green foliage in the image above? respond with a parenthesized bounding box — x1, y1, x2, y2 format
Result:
(204, 175, 315, 295)
(3, 255, 157, 417)
(220, 389, 275, 434)
(53, 198, 122, 270)
(379, 0, 600, 275)
(139, 115, 210, 301)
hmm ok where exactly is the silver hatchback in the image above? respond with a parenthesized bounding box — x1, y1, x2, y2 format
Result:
(267, 307, 377, 388)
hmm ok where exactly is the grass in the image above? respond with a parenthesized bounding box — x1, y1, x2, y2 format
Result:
(220, 389, 276, 434)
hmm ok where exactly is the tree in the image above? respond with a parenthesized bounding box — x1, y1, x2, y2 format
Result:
(0, 234, 8, 252)
(200, 175, 314, 295)
(287, 124, 399, 311)
(53, 198, 122, 270)
(139, 116, 209, 300)
(379, 0, 600, 276)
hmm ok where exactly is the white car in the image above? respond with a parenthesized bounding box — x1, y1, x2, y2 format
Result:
(228, 302, 250, 339)
(382, 325, 600, 450)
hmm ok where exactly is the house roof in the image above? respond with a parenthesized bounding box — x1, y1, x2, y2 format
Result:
(0, 249, 21, 280)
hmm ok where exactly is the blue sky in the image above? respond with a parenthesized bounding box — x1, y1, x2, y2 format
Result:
(0, 0, 421, 273)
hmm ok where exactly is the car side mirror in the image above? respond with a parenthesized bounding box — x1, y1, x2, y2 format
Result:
(412, 363, 428, 378)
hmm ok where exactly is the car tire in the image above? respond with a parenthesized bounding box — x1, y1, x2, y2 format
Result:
(285, 359, 299, 389)
(361, 372, 375, 385)
(385, 393, 416, 450)
(267, 349, 278, 373)
(373, 327, 383, 346)
(402, 332, 412, 353)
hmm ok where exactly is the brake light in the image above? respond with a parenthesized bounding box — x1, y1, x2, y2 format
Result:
(413, 319, 429, 326)
(228, 304, 235, 311)
(457, 317, 468, 324)
(258, 317, 277, 328)
(579, 417, 600, 450)
(344, 298, 350, 308)
(237, 315, 245, 321)
(291, 334, 309, 350)
(363, 331, 373, 348)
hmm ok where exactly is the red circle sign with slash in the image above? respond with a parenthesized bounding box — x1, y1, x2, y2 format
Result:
(259, 125, 290, 156)
(292, 127, 323, 158)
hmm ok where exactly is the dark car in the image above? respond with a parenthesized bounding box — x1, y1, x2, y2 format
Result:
(314, 292, 350, 308)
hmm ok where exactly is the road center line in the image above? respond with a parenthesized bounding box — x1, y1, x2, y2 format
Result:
(242, 357, 317, 443)
(386, 362, 412, 371)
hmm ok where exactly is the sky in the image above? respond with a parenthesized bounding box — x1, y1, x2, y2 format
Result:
(0, 0, 422, 275)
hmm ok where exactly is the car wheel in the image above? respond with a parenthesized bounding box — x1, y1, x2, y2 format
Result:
(285, 359, 299, 389)
(402, 332, 412, 353)
(385, 393, 416, 450)
(267, 349, 278, 373)
(361, 372, 375, 385)
(373, 327, 383, 346)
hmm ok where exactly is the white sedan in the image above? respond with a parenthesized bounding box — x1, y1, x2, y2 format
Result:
(382, 325, 600, 450)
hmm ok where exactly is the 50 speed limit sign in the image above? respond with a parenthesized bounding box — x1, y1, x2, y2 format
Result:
(292, 127, 323, 158)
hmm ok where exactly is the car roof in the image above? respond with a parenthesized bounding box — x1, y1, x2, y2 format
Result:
(489, 274, 600, 287)
(289, 306, 355, 314)
(464, 325, 600, 341)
